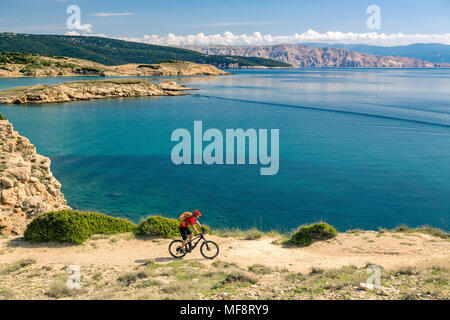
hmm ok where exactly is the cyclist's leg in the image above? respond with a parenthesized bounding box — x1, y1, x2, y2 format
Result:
(182, 228, 193, 251)
(180, 227, 188, 250)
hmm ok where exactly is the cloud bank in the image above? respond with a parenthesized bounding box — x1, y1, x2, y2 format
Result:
(65, 29, 450, 46)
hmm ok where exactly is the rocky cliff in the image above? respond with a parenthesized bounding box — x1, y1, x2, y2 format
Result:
(185, 44, 448, 68)
(0, 79, 195, 105)
(0, 118, 69, 235)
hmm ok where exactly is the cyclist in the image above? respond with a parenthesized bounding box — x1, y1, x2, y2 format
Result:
(179, 210, 203, 253)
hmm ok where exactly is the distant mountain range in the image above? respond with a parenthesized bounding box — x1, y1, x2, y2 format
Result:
(296, 43, 450, 64)
(0, 33, 291, 68)
(185, 44, 450, 68)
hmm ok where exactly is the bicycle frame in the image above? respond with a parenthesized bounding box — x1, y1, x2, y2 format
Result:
(185, 233, 207, 252)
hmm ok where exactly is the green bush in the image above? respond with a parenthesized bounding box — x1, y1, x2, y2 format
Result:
(0, 113, 6, 120)
(290, 222, 337, 247)
(136, 216, 180, 238)
(136, 215, 210, 238)
(24, 210, 136, 244)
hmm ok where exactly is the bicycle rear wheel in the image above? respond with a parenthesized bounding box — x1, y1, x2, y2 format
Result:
(169, 240, 187, 259)
(200, 240, 219, 259)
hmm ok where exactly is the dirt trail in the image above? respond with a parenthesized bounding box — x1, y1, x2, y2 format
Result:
(1, 231, 448, 273)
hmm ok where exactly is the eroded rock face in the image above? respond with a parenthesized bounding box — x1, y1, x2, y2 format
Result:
(0, 120, 69, 235)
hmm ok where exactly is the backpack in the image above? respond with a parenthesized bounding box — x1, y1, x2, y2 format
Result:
(179, 212, 194, 223)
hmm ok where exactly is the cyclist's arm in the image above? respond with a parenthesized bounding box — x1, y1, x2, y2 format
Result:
(191, 219, 200, 234)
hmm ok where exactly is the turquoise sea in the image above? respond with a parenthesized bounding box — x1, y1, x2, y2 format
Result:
(0, 68, 449, 231)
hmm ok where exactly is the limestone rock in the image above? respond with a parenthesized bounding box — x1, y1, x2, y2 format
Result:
(0, 119, 70, 235)
(0, 79, 197, 105)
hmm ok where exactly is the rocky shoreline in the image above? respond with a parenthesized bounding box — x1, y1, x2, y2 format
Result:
(0, 119, 69, 235)
(0, 79, 196, 105)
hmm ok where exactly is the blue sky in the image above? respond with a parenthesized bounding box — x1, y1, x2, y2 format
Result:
(0, 0, 449, 45)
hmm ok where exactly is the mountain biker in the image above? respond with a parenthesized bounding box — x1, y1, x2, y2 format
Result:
(179, 210, 202, 253)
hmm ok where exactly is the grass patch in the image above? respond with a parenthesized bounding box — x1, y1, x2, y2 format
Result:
(0, 288, 15, 299)
(211, 260, 239, 269)
(212, 271, 257, 290)
(248, 264, 273, 275)
(395, 225, 449, 239)
(285, 272, 306, 281)
(392, 266, 417, 276)
(117, 271, 148, 286)
(137, 279, 162, 288)
(0, 258, 35, 275)
(45, 281, 80, 298)
(212, 227, 280, 240)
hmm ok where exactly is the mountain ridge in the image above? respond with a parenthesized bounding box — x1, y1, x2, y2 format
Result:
(296, 43, 450, 64)
(184, 44, 450, 68)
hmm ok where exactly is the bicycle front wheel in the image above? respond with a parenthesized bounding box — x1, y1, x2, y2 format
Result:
(169, 240, 187, 259)
(200, 240, 219, 259)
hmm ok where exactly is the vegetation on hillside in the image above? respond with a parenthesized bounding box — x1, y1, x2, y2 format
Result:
(0, 52, 105, 75)
(0, 33, 292, 68)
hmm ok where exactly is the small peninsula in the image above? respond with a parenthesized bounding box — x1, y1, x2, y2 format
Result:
(0, 79, 196, 104)
(0, 52, 229, 78)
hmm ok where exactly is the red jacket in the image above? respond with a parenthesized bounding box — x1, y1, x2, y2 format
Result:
(180, 216, 196, 228)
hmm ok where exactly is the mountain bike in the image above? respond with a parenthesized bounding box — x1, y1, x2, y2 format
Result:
(169, 228, 219, 259)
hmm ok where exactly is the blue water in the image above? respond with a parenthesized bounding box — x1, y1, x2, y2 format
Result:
(0, 69, 449, 231)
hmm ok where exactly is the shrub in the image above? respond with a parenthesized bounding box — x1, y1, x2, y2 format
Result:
(290, 222, 337, 247)
(24, 210, 136, 244)
(136, 215, 210, 238)
(136, 216, 180, 238)
(0, 113, 6, 120)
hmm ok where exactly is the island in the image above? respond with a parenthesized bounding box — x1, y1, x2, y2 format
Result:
(0, 79, 196, 104)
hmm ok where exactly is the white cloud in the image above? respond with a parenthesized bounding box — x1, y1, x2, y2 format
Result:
(120, 30, 450, 47)
(65, 30, 80, 36)
(61, 29, 450, 46)
(72, 22, 93, 33)
(92, 12, 134, 17)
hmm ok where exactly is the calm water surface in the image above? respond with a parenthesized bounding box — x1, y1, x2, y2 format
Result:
(0, 69, 449, 231)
